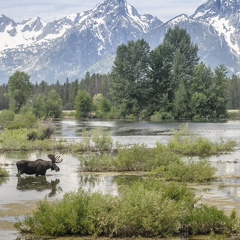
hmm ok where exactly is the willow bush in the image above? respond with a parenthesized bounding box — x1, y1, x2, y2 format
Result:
(15, 180, 238, 238)
(152, 159, 216, 183)
(168, 124, 236, 156)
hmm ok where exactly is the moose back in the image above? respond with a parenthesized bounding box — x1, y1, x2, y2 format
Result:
(16, 154, 63, 177)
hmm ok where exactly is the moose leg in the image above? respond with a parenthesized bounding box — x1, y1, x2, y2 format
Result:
(16, 170, 22, 177)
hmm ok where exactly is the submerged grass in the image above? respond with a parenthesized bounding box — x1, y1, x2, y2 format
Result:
(15, 179, 239, 238)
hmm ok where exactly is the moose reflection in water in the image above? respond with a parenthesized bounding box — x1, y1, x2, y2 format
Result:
(16, 154, 63, 177)
(17, 176, 62, 198)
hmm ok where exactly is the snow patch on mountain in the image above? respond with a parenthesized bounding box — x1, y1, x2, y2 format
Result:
(210, 16, 239, 54)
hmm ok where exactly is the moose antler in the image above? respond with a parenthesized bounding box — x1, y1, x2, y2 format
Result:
(55, 155, 63, 163)
(47, 154, 63, 163)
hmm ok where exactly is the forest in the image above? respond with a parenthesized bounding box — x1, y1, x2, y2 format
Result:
(0, 27, 240, 121)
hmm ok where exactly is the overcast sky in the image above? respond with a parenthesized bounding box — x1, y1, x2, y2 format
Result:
(0, 0, 207, 23)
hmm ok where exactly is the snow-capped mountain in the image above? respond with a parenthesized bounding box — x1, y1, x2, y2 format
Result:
(146, 12, 239, 75)
(192, 0, 240, 58)
(0, 0, 239, 83)
(0, 0, 162, 83)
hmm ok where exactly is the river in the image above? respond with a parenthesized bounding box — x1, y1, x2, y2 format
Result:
(0, 119, 240, 239)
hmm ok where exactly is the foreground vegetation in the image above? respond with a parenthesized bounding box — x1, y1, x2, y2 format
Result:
(15, 180, 239, 238)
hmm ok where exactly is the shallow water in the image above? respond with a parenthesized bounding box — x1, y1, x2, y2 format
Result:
(1, 119, 240, 239)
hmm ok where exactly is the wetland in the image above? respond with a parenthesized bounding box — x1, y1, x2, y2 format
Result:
(1, 119, 240, 239)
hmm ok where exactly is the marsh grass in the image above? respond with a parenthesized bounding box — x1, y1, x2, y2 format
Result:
(0, 167, 9, 186)
(15, 180, 238, 238)
(0, 167, 8, 177)
(81, 143, 216, 183)
(0, 122, 236, 156)
(81, 143, 181, 172)
(168, 124, 236, 156)
(0, 128, 68, 151)
(152, 159, 216, 183)
(0, 127, 113, 152)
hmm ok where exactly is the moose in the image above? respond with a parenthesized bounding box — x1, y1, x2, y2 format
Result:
(16, 154, 63, 177)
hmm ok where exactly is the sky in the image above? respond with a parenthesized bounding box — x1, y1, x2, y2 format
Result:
(0, 0, 207, 23)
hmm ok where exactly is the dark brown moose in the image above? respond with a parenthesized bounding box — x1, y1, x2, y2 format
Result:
(16, 154, 63, 177)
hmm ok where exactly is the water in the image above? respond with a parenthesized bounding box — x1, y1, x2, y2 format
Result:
(1, 119, 240, 239)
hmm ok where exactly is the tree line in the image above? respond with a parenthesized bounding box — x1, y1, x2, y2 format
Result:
(0, 27, 240, 120)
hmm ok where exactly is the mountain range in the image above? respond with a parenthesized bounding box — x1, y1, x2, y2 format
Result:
(0, 0, 239, 84)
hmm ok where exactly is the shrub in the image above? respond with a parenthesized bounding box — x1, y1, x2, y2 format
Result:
(0, 128, 29, 150)
(168, 124, 236, 155)
(0, 110, 14, 128)
(183, 205, 236, 236)
(0, 167, 9, 186)
(0, 167, 9, 178)
(73, 129, 113, 152)
(6, 111, 37, 129)
(153, 159, 216, 183)
(15, 180, 237, 238)
(81, 143, 181, 172)
(150, 111, 174, 122)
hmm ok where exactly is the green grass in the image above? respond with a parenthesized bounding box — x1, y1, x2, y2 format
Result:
(0, 167, 9, 178)
(81, 144, 216, 183)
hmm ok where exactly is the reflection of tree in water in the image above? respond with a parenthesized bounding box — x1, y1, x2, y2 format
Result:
(78, 174, 119, 196)
(16, 176, 62, 198)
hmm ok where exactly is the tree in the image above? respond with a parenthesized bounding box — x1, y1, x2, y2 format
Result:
(147, 45, 172, 115)
(111, 39, 150, 117)
(227, 75, 240, 109)
(191, 63, 214, 118)
(75, 90, 92, 119)
(0, 84, 9, 110)
(32, 94, 48, 118)
(166, 27, 199, 104)
(211, 65, 228, 118)
(173, 81, 188, 119)
(148, 27, 199, 115)
(93, 94, 111, 118)
(8, 71, 33, 113)
(45, 90, 63, 118)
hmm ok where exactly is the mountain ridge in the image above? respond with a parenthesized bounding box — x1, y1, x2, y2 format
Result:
(0, 0, 239, 83)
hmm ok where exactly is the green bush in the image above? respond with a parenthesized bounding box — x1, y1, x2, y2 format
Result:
(150, 111, 174, 122)
(81, 143, 181, 172)
(0, 110, 14, 128)
(6, 111, 37, 129)
(183, 205, 236, 235)
(73, 129, 113, 152)
(16, 180, 238, 238)
(0, 128, 29, 150)
(168, 124, 236, 155)
(153, 159, 216, 183)
(0, 167, 9, 178)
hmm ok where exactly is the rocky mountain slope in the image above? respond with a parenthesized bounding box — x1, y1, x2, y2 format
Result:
(0, 0, 239, 83)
